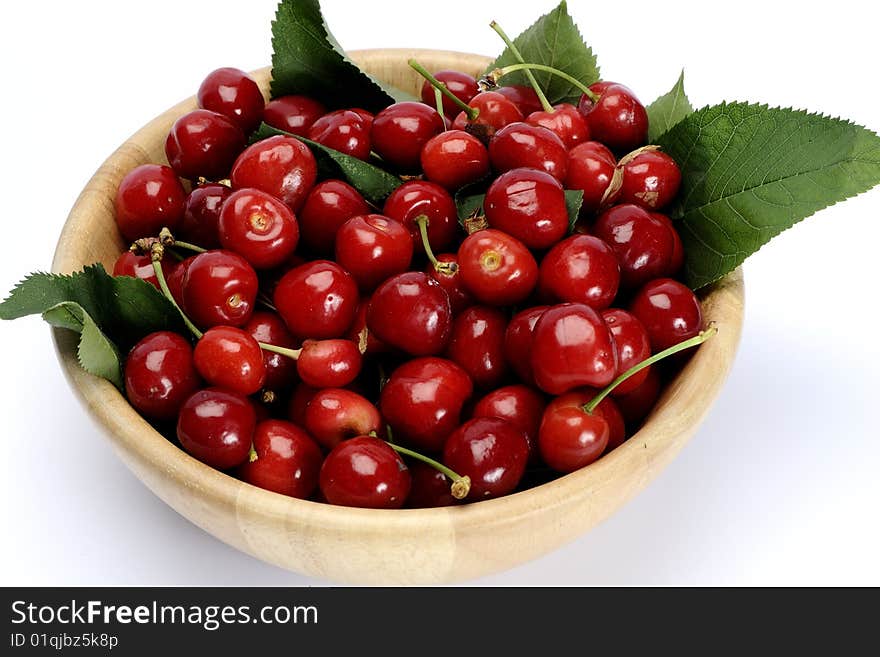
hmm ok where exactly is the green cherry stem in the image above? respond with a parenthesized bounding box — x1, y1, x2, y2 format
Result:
(409, 59, 479, 121)
(150, 242, 203, 340)
(375, 427, 470, 499)
(258, 342, 302, 360)
(583, 326, 718, 414)
(488, 21, 554, 113)
(433, 87, 446, 127)
(158, 227, 206, 254)
(415, 214, 456, 275)
(495, 63, 599, 103)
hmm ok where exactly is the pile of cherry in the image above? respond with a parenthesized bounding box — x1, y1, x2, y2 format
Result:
(113, 63, 704, 509)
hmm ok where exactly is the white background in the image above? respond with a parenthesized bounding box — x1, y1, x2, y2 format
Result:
(1, 0, 878, 586)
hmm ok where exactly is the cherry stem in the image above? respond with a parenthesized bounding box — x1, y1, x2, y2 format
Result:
(489, 21, 554, 113)
(415, 214, 456, 275)
(150, 242, 203, 340)
(496, 63, 599, 103)
(258, 342, 302, 360)
(159, 227, 206, 254)
(583, 326, 718, 414)
(388, 442, 472, 500)
(433, 87, 446, 128)
(408, 59, 478, 121)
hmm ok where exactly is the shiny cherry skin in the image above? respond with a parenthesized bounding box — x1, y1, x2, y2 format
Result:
(538, 398, 610, 472)
(578, 82, 648, 153)
(426, 253, 473, 315)
(298, 179, 370, 254)
(345, 298, 390, 356)
(177, 388, 256, 469)
(451, 91, 524, 136)
(383, 180, 459, 254)
(115, 164, 186, 242)
(243, 311, 299, 391)
(165, 109, 245, 181)
(181, 250, 258, 329)
(484, 168, 569, 249)
(112, 250, 165, 290)
(193, 326, 266, 395)
(614, 366, 662, 427)
(320, 436, 410, 509)
(619, 149, 681, 210)
(593, 203, 676, 289)
(420, 130, 490, 190)
(650, 212, 684, 275)
(179, 183, 231, 249)
(165, 255, 193, 308)
(629, 278, 703, 352)
(263, 95, 326, 136)
(304, 388, 381, 449)
(218, 187, 299, 269)
(531, 303, 618, 395)
(526, 104, 590, 149)
(472, 384, 546, 463)
(239, 420, 323, 499)
(443, 417, 529, 499)
(601, 309, 652, 395)
(420, 69, 479, 116)
(546, 388, 626, 453)
(334, 214, 413, 291)
(124, 331, 200, 421)
(296, 339, 362, 388)
(379, 357, 473, 452)
(308, 109, 372, 160)
(273, 260, 359, 339)
(287, 382, 320, 427)
(367, 272, 452, 356)
(457, 229, 538, 305)
(371, 102, 444, 171)
(230, 135, 318, 212)
(494, 85, 544, 116)
(538, 234, 620, 310)
(197, 67, 264, 134)
(504, 305, 548, 386)
(405, 462, 458, 508)
(489, 122, 568, 182)
(565, 141, 619, 214)
(445, 305, 508, 390)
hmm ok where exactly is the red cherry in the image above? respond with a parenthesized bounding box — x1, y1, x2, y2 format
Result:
(218, 187, 299, 269)
(538, 234, 620, 310)
(112, 250, 165, 290)
(296, 339, 362, 388)
(578, 82, 648, 153)
(484, 168, 569, 249)
(383, 180, 459, 254)
(420, 130, 490, 190)
(494, 85, 544, 116)
(230, 135, 317, 212)
(614, 366, 662, 427)
(308, 109, 372, 160)
(530, 303, 618, 395)
(179, 183, 231, 249)
(629, 278, 703, 352)
(177, 388, 256, 469)
(526, 104, 590, 149)
(320, 436, 411, 509)
(243, 311, 299, 391)
(304, 388, 382, 450)
(165, 109, 245, 181)
(619, 149, 681, 210)
(405, 462, 459, 508)
(489, 122, 568, 182)
(371, 101, 444, 171)
(565, 141, 619, 214)
(504, 305, 548, 386)
(115, 164, 186, 242)
(273, 260, 359, 339)
(420, 70, 479, 116)
(287, 382, 320, 427)
(165, 255, 192, 308)
(124, 331, 200, 421)
(345, 298, 390, 356)
(445, 305, 508, 390)
(425, 253, 473, 315)
(379, 357, 473, 452)
(451, 91, 524, 136)
(239, 420, 323, 499)
(472, 384, 546, 463)
(193, 326, 266, 395)
(298, 179, 371, 255)
(545, 388, 626, 453)
(263, 95, 326, 136)
(538, 398, 609, 472)
(443, 417, 529, 499)
(601, 308, 652, 395)
(457, 229, 538, 305)
(181, 250, 258, 329)
(650, 211, 684, 275)
(334, 214, 414, 291)
(197, 67, 264, 134)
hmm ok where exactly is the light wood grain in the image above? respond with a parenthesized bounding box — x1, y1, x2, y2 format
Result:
(50, 50, 745, 584)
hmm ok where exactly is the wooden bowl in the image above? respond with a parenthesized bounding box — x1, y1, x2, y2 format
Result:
(50, 49, 744, 584)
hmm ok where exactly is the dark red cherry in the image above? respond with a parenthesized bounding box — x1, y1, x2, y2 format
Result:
(405, 462, 459, 508)
(629, 278, 703, 352)
(420, 130, 490, 190)
(304, 388, 381, 450)
(124, 331, 200, 421)
(420, 70, 479, 116)
(165, 109, 245, 181)
(239, 420, 323, 499)
(230, 135, 317, 212)
(218, 187, 299, 269)
(614, 366, 662, 427)
(472, 384, 546, 463)
(445, 305, 508, 390)
(115, 164, 186, 242)
(197, 67, 264, 134)
(334, 214, 414, 291)
(345, 298, 390, 356)
(504, 305, 548, 386)
(565, 141, 619, 214)
(494, 85, 544, 116)
(181, 250, 258, 329)
(578, 82, 648, 153)
(650, 212, 684, 275)
(530, 303, 618, 395)
(457, 229, 538, 305)
(165, 255, 192, 308)
(298, 179, 371, 255)
(484, 168, 568, 249)
(179, 183, 232, 249)
(383, 180, 459, 254)
(296, 339, 362, 389)
(308, 109, 372, 160)
(193, 326, 266, 395)
(273, 260, 359, 339)
(243, 311, 299, 391)
(601, 308, 652, 395)
(371, 101, 444, 171)
(320, 436, 410, 509)
(451, 91, 524, 136)
(538, 234, 620, 310)
(443, 417, 529, 499)
(367, 272, 452, 356)
(593, 203, 676, 289)
(112, 250, 165, 290)
(619, 149, 681, 210)
(538, 397, 609, 472)
(489, 122, 568, 182)
(425, 253, 473, 315)
(526, 104, 590, 149)
(263, 95, 326, 136)
(287, 382, 320, 427)
(379, 357, 473, 452)
(177, 388, 256, 469)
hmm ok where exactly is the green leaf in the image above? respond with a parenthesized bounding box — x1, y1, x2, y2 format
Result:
(487, 0, 600, 106)
(252, 123, 402, 205)
(564, 189, 584, 230)
(657, 103, 880, 289)
(270, 0, 413, 111)
(646, 71, 694, 142)
(43, 302, 123, 389)
(455, 188, 584, 232)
